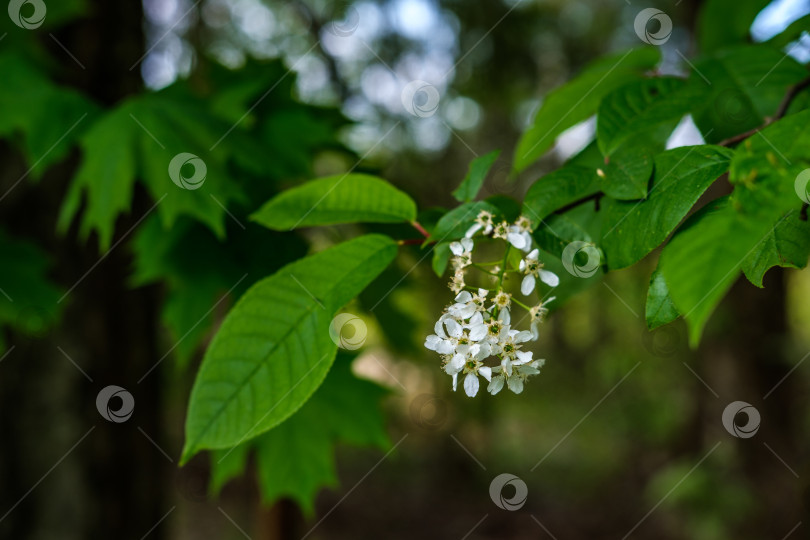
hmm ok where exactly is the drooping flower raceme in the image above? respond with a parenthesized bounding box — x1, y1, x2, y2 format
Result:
(424, 211, 559, 397)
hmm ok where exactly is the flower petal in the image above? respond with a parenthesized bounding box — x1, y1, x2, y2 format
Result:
(507, 232, 526, 249)
(520, 232, 532, 251)
(476, 342, 491, 359)
(469, 324, 488, 342)
(539, 269, 560, 287)
(463, 373, 479, 397)
(499, 308, 511, 325)
(424, 335, 441, 350)
(437, 340, 455, 355)
(445, 318, 463, 338)
(478, 366, 492, 382)
(461, 237, 474, 252)
(449, 241, 464, 256)
(515, 350, 533, 364)
(502, 358, 513, 376)
(488, 375, 505, 395)
(507, 376, 524, 394)
(465, 223, 482, 238)
(444, 354, 465, 374)
(530, 320, 540, 341)
(514, 330, 533, 343)
(521, 274, 536, 296)
(452, 372, 458, 391)
(528, 248, 539, 260)
(455, 291, 472, 303)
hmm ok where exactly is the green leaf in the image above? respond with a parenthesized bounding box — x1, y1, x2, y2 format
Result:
(690, 46, 807, 143)
(596, 77, 709, 200)
(646, 269, 680, 330)
(58, 91, 256, 249)
(181, 234, 397, 463)
(697, 0, 770, 53)
(513, 47, 660, 172)
(729, 109, 810, 222)
(251, 174, 417, 231)
(432, 242, 451, 277)
(658, 197, 780, 346)
(742, 209, 810, 287)
(599, 150, 653, 200)
(522, 165, 599, 225)
(452, 150, 500, 202)
(602, 145, 733, 269)
(209, 355, 389, 514)
(427, 201, 500, 243)
(0, 53, 97, 179)
(532, 202, 604, 259)
(597, 77, 701, 157)
(130, 216, 307, 368)
(0, 231, 62, 349)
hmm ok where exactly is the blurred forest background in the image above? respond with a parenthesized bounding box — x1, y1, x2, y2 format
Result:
(1, 0, 810, 539)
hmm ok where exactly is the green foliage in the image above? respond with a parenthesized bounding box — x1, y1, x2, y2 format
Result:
(597, 77, 706, 199)
(0, 231, 62, 351)
(251, 174, 417, 230)
(428, 200, 500, 243)
(697, 0, 770, 53)
(57, 89, 272, 249)
(451, 150, 500, 202)
(646, 269, 680, 330)
(658, 198, 780, 346)
(742, 210, 810, 287)
(514, 47, 660, 172)
(522, 166, 599, 224)
(690, 46, 807, 143)
(601, 145, 733, 269)
(0, 53, 96, 179)
(181, 234, 397, 463)
(210, 356, 389, 514)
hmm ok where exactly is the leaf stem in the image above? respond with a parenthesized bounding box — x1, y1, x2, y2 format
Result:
(410, 220, 430, 238)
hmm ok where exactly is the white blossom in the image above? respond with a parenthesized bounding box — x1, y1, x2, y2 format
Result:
(529, 296, 554, 340)
(519, 249, 559, 295)
(450, 237, 474, 269)
(465, 210, 495, 238)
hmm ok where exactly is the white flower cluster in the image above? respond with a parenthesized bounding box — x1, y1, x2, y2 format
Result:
(425, 210, 558, 397)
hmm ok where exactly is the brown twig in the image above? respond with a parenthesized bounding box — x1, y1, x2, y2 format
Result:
(718, 76, 810, 147)
(410, 220, 430, 238)
(549, 75, 810, 216)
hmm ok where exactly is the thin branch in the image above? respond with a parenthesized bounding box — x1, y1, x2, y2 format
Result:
(290, 1, 350, 102)
(549, 75, 810, 216)
(718, 76, 810, 147)
(410, 220, 430, 238)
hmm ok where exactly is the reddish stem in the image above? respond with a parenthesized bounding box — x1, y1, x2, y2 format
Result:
(410, 220, 430, 238)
